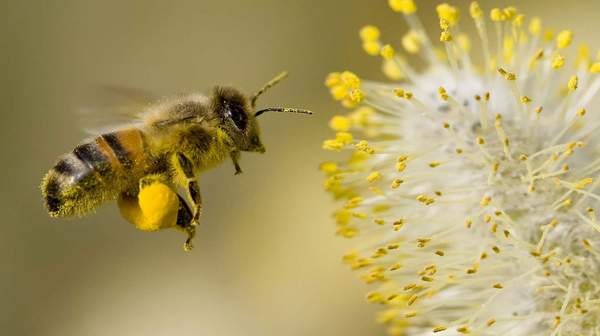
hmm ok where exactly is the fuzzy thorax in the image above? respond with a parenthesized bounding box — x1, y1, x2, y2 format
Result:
(323, 1, 600, 335)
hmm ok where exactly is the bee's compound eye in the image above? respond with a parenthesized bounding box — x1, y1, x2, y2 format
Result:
(227, 102, 248, 131)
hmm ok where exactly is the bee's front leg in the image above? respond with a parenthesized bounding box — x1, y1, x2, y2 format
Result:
(174, 152, 203, 251)
(230, 150, 243, 175)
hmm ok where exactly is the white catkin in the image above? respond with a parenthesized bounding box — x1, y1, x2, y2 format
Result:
(323, 2, 600, 335)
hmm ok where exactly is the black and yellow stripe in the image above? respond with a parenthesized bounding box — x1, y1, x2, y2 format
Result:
(42, 128, 145, 217)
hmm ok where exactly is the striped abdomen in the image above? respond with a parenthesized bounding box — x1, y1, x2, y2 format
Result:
(42, 128, 146, 217)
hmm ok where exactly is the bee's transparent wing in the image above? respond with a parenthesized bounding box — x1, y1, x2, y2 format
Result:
(76, 85, 160, 136)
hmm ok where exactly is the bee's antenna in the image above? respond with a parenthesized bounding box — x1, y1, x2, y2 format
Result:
(254, 107, 313, 117)
(251, 71, 289, 108)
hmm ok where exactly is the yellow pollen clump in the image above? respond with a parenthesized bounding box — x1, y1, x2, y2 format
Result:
(440, 30, 452, 42)
(457, 326, 471, 334)
(556, 30, 573, 49)
(416, 195, 435, 206)
(335, 132, 353, 145)
(325, 72, 341, 87)
(380, 44, 395, 60)
(394, 88, 413, 99)
(391, 178, 404, 189)
(568, 76, 578, 91)
(349, 88, 365, 103)
(322, 139, 344, 151)
(383, 59, 404, 80)
(529, 17, 542, 35)
(575, 178, 593, 189)
(362, 41, 381, 56)
(438, 87, 449, 101)
(341, 71, 361, 88)
(503, 7, 517, 20)
(490, 8, 506, 22)
(436, 3, 459, 26)
(329, 115, 351, 131)
(402, 30, 421, 54)
(367, 171, 382, 183)
(319, 161, 338, 174)
(388, 0, 416, 14)
(577, 108, 587, 117)
(470, 2, 482, 18)
(590, 62, 600, 73)
(552, 54, 565, 69)
(429, 161, 441, 168)
(355, 140, 375, 154)
(521, 96, 532, 104)
(359, 25, 380, 41)
(433, 326, 447, 333)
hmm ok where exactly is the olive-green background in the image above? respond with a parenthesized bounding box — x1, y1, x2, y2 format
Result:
(2, 1, 598, 335)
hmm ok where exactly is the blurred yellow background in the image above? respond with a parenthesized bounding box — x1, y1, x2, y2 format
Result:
(3, 1, 600, 335)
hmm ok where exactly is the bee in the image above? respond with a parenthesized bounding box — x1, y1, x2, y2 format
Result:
(41, 72, 311, 251)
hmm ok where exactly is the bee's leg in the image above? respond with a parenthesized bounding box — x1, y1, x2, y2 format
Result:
(174, 193, 196, 252)
(230, 150, 243, 175)
(174, 152, 203, 235)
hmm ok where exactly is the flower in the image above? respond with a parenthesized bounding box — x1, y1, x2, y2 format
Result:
(322, 1, 600, 335)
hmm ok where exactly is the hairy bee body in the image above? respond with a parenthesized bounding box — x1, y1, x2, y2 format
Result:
(42, 94, 234, 218)
(41, 72, 310, 250)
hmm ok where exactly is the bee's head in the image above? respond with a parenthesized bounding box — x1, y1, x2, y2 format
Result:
(211, 86, 265, 153)
(211, 72, 312, 153)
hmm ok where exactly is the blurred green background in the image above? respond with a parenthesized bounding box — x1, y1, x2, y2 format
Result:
(2, 1, 600, 335)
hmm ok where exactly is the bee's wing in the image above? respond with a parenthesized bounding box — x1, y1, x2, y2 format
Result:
(76, 85, 160, 135)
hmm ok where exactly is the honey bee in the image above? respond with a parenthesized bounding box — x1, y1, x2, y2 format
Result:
(41, 72, 311, 251)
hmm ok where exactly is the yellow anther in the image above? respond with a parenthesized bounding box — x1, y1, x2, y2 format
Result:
(435, 250, 445, 256)
(318, 161, 338, 174)
(355, 140, 374, 154)
(503, 36, 514, 61)
(457, 326, 471, 334)
(322, 139, 344, 151)
(497, 67, 517, 80)
(325, 72, 342, 88)
(330, 85, 348, 100)
(391, 178, 404, 189)
(335, 132, 353, 145)
(577, 108, 586, 117)
(556, 30, 573, 49)
(470, 2, 482, 18)
(436, 3, 459, 26)
(476, 136, 486, 145)
(341, 71, 361, 88)
(438, 87, 449, 101)
(407, 294, 418, 305)
(396, 161, 407, 172)
(380, 44, 395, 60)
(421, 276, 434, 282)
(492, 283, 504, 289)
(577, 44, 590, 67)
(388, 0, 417, 14)
(568, 76, 578, 91)
(492, 246, 500, 253)
(405, 311, 417, 318)
(575, 178, 593, 189)
(349, 88, 364, 103)
(519, 154, 528, 161)
(487, 319, 497, 326)
(521, 96, 532, 104)
(401, 30, 421, 54)
(551, 54, 565, 69)
(429, 161, 441, 168)
(490, 8, 506, 22)
(359, 25, 381, 41)
(503, 7, 517, 20)
(366, 171, 382, 183)
(362, 40, 381, 56)
(329, 115, 351, 131)
(529, 17, 542, 35)
(535, 106, 543, 115)
(440, 30, 453, 42)
(433, 326, 447, 333)
(590, 62, 600, 73)
(416, 195, 435, 206)
(513, 14, 524, 27)
(393, 88, 413, 99)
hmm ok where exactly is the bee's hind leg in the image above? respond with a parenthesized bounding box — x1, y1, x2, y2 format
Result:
(173, 152, 203, 250)
(173, 193, 196, 252)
